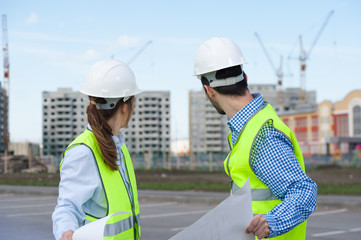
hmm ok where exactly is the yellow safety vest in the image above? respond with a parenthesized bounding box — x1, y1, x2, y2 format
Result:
(224, 103, 307, 240)
(61, 129, 141, 240)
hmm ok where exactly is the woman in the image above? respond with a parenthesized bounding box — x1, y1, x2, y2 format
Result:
(52, 60, 142, 240)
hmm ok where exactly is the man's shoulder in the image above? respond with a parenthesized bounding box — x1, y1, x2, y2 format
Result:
(257, 122, 292, 144)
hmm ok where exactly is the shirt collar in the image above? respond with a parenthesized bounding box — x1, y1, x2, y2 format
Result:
(87, 124, 125, 148)
(112, 131, 125, 149)
(227, 93, 264, 134)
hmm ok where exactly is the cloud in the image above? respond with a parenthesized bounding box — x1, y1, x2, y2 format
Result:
(26, 13, 38, 25)
(116, 35, 140, 47)
(105, 35, 142, 55)
(72, 49, 99, 61)
(12, 30, 106, 45)
(157, 37, 201, 45)
(12, 45, 101, 71)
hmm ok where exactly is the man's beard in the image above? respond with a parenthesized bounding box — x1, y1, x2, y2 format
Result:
(208, 95, 225, 115)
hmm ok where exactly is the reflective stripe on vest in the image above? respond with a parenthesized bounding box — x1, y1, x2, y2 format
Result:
(63, 129, 141, 240)
(231, 183, 279, 201)
(84, 214, 140, 237)
(224, 103, 307, 240)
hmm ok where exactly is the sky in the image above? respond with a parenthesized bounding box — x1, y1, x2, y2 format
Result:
(1, 0, 361, 143)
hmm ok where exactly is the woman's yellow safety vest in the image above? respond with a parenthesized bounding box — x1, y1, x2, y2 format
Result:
(224, 103, 307, 240)
(61, 129, 141, 240)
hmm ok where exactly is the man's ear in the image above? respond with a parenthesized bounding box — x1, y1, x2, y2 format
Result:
(203, 85, 215, 98)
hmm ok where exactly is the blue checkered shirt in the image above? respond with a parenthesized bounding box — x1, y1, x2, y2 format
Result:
(227, 93, 317, 238)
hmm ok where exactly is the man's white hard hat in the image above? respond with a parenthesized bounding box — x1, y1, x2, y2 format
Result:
(194, 37, 247, 76)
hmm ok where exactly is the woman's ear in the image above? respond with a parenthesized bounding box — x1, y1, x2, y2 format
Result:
(120, 103, 128, 115)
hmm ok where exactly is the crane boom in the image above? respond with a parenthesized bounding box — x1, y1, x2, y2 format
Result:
(127, 40, 152, 65)
(298, 9, 334, 105)
(307, 10, 334, 59)
(254, 32, 276, 73)
(2, 15, 9, 79)
(254, 32, 284, 88)
(2, 14, 10, 153)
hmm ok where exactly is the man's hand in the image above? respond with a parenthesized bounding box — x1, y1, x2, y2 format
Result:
(60, 230, 74, 240)
(246, 214, 270, 239)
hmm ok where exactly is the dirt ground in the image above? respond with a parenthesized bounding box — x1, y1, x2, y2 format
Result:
(1, 165, 360, 190)
(307, 165, 361, 185)
(135, 166, 361, 187)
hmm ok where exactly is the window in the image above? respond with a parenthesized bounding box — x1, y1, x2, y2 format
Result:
(336, 115, 348, 137)
(296, 131, 307, 141)
(282, 118, 289, 127)
(354, 106, 361, 135)
(311, 116, 318, 127)
(312, 130, 319, 140)
(295, 117, 307, 128)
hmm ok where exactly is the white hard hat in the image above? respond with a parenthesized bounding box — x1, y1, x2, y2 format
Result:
(80, 60, 142, 99)
(194, 37, 247, 76)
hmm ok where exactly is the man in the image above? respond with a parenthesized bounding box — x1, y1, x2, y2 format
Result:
(193, 37, 317, 239)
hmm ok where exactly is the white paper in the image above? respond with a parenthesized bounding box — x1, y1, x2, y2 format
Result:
(169, 178, 254, 240)
(73, 211, 129, 240)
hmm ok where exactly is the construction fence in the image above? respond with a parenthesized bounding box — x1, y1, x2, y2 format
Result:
(132, 152, 229, 171)
(131, 150, 361, 171)
(2, 150, 361, 174)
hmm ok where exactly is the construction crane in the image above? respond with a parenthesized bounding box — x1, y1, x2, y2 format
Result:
(254, 32, 284, 89)
(127, 40, 152, 66)
(298, 10, 334, 103)
(2, 14, 10, 153)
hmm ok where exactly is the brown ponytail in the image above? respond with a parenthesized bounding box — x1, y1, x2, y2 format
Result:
(86, 96, 134, 171)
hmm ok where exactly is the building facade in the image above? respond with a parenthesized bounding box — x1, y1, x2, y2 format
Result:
(9, 142, 41, 157)
(248, 84, 278, 106)
(42, 89, 170, 160)
(0, 82, 9, 153)
(248, 84, 317, 113)
(189, 91, 229, 155)
(42, 88, 87, 158)
(189, 86, 317, 155)
(0, 82, 3, 152)
(189, 87, 361, 157)
(279, 90, 361, 155)
(123, 91, 171, 155)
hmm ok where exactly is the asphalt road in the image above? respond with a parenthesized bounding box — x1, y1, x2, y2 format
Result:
(0, 192, 360, 240)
